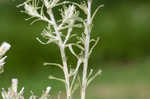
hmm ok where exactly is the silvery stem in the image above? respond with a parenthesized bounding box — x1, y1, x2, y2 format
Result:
(81, 1, 92, 99)
(48, 9, 72, 99)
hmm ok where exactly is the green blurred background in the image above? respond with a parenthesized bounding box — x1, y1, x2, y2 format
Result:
(0, 0, 150, 99)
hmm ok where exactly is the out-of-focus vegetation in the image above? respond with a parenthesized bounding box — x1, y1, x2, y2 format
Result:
(0, 0, 150, 99)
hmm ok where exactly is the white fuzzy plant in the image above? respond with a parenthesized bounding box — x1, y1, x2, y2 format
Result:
(2, 78, 52, 99)
(17, 0, 103, 99)
(0, 42, 52, 99)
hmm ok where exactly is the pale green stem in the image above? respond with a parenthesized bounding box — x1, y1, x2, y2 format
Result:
(81, 1, 92, 99)
(47, 9, 72, 99)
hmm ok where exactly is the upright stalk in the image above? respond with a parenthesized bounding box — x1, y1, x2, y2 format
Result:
(48, 9, 71, 99)
(59, 45, 71, 99)
(19, 0, 102, 99)
(81, 1, 92, 99)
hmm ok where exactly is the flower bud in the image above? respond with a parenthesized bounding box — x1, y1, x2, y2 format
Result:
(45, 86, 51, 94)
(0, 42, 11, 57)
(24, 3, 40, 17)
(12, 78, 18, 93)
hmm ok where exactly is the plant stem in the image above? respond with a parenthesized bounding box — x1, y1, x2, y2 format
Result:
(60, 44, 71, 99)
(48, 9, 71, 99)
(81, 1, 92, 99)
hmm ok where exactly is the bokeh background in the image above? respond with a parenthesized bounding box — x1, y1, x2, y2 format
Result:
(0, 0, 150, 99)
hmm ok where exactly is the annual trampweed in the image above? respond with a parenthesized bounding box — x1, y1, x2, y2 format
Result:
(1, 0, 103, 99)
